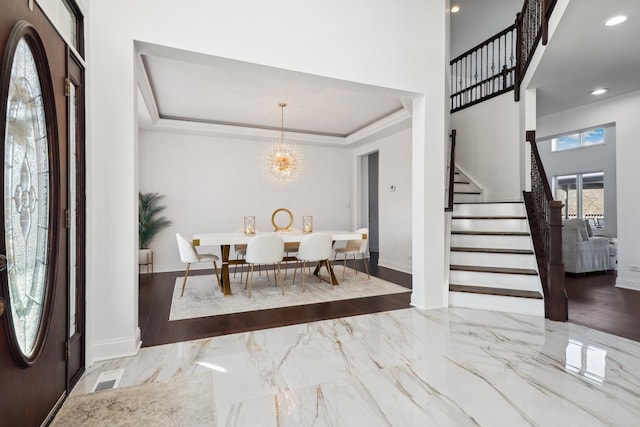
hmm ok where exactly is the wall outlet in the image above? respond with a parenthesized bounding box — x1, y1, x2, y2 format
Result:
(630, 265, 640, 272)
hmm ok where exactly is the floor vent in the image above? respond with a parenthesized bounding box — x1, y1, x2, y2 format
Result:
(91, 368, 124, 392)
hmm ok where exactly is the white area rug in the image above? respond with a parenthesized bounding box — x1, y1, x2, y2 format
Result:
(169, 266, 410, 321)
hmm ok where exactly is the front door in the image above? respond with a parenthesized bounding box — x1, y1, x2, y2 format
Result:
(0, 1, 71, 425)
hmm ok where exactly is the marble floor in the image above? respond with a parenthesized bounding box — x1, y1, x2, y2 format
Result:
(63, 307, 640, 426)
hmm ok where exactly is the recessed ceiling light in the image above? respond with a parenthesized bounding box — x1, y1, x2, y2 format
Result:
(451, 5, 460, 13)
(591, 88, 608, 95)
(605, 15, 627, 26)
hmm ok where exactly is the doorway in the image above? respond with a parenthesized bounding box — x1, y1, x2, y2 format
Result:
(0, 1, 85, 425)
(361, 151, 379, 252)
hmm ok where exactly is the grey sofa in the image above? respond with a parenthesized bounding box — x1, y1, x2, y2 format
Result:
(562, 219, 611, 273)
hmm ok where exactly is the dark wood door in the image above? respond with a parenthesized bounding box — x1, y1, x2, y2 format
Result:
(0, 1, 70, 425)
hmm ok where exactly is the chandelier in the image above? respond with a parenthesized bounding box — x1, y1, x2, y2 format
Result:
(264, 102, 303, 185)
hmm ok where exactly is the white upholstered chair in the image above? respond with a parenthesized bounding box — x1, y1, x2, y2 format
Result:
(176, 233, 221, 297)
(245, 234, 285, 298)
(562, 219, 610, 273)
(293, 233, 334, 291)
(333, 228, 370, 280)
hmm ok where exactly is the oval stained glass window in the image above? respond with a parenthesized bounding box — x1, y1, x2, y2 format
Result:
(4, 37, 50, 358)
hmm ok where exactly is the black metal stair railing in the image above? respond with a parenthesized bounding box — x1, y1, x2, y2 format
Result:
(451, 0, 558, 110)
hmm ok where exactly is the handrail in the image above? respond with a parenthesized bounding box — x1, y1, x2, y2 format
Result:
(525, 130, 567, 321)
(450, 25, 516, 112)
(445, 130, 457, 212)
(451, 0, 559, 109)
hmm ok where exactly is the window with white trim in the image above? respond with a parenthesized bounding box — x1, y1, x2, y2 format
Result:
(551, 127, 605, 152)
(554, 171, 605, 229)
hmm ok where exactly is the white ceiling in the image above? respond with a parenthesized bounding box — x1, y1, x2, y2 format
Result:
(138, 0, 640, 139)
(136, 43, 413, 145)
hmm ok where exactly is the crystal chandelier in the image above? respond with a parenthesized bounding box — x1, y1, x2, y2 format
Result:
(264, 103, 303, 185)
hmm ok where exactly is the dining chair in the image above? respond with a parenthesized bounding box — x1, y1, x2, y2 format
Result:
(234, 229, 268, 283)
(176, 232, 221, 297)
(333, 227, 370, 280)
(245, 234, 285, 298)
(293, 233, 334, 292)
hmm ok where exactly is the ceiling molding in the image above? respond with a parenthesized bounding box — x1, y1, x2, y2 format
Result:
(143, 117, 348, 146)
(345, 109, 412, 145)
(135, 54, 160, 124)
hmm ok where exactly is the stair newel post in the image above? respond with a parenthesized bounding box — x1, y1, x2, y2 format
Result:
(548, 200, 567, 321)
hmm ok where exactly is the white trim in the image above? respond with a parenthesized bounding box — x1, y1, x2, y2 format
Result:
(449, 292, 545, 316)
(90, 327, 142, 364)
(453, 163, 486, 201)
(615, 277, 640, 291)
(410, 294, 447, 310)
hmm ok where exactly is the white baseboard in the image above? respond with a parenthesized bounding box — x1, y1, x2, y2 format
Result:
(616, 277, 640, 291)
(377, 258, 411, 274)
(89, 327, 142, 365)
(410, 293, 447, 310)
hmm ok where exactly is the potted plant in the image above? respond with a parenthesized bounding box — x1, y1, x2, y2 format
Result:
(138, 192, 172, 272)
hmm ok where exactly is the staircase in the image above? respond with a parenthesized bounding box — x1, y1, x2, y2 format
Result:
(448, 169, 544, 316)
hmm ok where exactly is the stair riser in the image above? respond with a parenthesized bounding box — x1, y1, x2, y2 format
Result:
(453, 193, 483, 203)
(454, 182, 480, 193)
(449, 270, 541, 292)
(449, 292, 544, 316)
(450, 252, 538, 270)
(453, 203, 525, 217)
(450, 234, 533, 250)
(451, 218, 528, 233)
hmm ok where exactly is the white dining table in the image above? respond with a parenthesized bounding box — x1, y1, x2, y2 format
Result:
(192, 230, 365, 296)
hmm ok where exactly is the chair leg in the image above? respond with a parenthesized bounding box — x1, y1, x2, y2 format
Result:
(248, 265, 254, 298)
(343, 255, 347, 280)
(213, 261, 222, 289)
(362, 254, 370, 279)
(277, 263, 284, 295)
(326, 259, 334, 286)
(180, 263, 191, 297)
(292, 261, 298, 286)
(353, 254, 358, 275)
(302, 261, 307, 292)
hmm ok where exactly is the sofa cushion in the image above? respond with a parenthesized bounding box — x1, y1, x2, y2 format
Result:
(585, 220, 594, 237)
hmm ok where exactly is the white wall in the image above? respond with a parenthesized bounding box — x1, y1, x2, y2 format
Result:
(537, 90, 640, 291)
(537, 124, 617, 237)
(139, 130, 352, 271)
(86, 0, 448, 363)
(450, 93, 521, 201)
(353, 128, 413, 274)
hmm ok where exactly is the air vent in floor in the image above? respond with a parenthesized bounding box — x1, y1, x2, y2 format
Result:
(91, 368, 124, 392)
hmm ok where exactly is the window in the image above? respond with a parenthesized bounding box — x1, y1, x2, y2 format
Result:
(554, 172, 605, 229)
(552, 127, 605, 152)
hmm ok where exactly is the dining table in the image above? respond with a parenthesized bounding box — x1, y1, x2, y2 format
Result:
(192, 230, 365, 296)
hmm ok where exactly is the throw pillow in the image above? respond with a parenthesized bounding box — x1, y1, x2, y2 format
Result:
(584, 219, 593, 237)
(578, 226, 589, 241)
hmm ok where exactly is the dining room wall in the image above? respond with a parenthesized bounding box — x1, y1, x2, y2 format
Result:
(139, 129, 353, 272)
(352, 128, 413, 274)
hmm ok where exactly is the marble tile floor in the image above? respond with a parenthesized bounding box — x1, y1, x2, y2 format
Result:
(64, 307, 640, 426)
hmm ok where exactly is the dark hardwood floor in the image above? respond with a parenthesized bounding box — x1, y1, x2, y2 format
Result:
(565, 271, 640, 342)
(139, 253, 412, 347)
(139, 256, 640, 348)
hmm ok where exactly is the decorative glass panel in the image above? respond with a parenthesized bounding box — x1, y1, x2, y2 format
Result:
(4, 38, 50, 357)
